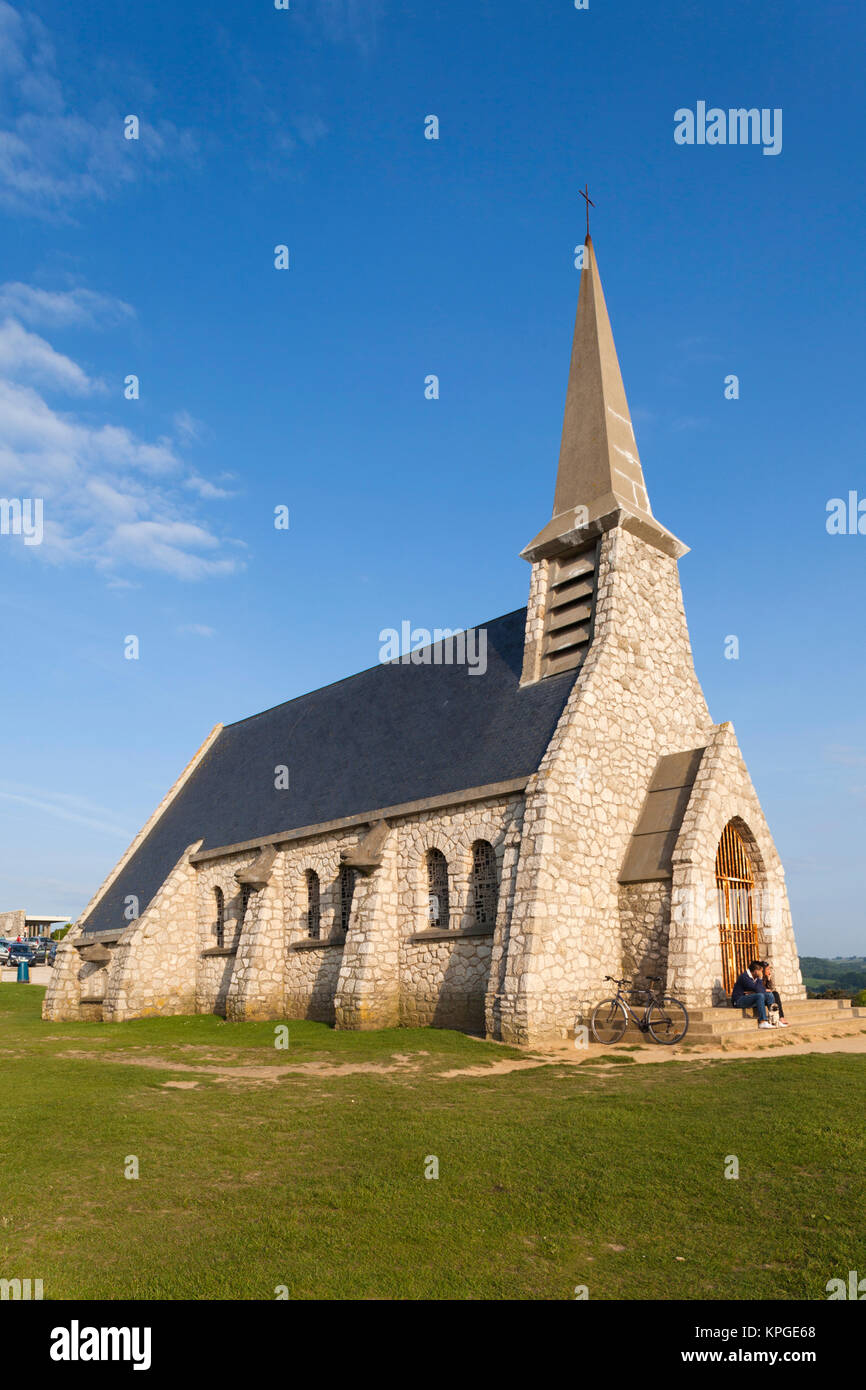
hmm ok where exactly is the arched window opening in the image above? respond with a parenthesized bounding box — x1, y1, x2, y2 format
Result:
(305, 870, 321, 939)
(426, 849, 450, 928)
(716, 822, 760, 995)
(470, 840, 498, 928)
(238, 883, 253, 930)
(214, 887, 225, 949)
(339, 864, 356, 935)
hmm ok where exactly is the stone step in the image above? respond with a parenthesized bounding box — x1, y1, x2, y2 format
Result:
(687, 1009, 855, 1029)
(588, 1000, 865, 1045)
(686, 1016, 866, 1043)
(687, 1001, 852, 1022)
(685, 1003, 854, 1032)
(685, 1018, 866, 1051)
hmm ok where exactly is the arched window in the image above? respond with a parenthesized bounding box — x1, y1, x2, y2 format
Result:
(716, 822, 759, 994)
(339, 864, 356, 934)
(214, 887, 225, 949)
(470, 840, 498, 928)
(426, 849, 450, 928)
(305, 870, 321, 939)
(238, 883, 253, 929)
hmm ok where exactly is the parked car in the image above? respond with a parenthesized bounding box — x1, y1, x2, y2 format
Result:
(7, 941, 34, 966)
(0, 940, 10, 966)
(30, 939, 51, 964)
(47, 941, 58, 966)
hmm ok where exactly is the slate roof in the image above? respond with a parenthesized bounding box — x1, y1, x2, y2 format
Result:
(81, 608, 579, 935)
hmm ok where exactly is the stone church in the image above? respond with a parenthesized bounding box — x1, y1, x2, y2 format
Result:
(44, 235, 805, 1043)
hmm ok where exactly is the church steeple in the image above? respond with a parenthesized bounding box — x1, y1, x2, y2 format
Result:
(520, 234, 687, 684)
(522, 235, 685, 563)
(555, 234, 651, 522)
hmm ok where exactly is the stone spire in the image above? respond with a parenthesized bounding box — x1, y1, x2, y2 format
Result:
(523, 235, 685, 561)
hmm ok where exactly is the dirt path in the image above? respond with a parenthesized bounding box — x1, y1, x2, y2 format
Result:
(57, 1049, 424, 1082)
(530, 1032, 866, 1067)
(50, 1030, 866, 1087)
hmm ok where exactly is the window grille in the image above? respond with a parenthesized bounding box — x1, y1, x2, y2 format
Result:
(305, 870, 321, 939)
(239, 883, 253, 928)
(339, 864, 356, 934)
(716, 822, 760, 994)
(426, 849, 450, 928)
(470, 840, 498, 928)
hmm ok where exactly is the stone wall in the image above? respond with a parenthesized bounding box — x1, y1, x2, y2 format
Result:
(281, 826, 367, 1023)
(668, 722, 805, 1007)
(188, 793, 521, 1031)
(618, 881, 671, 987)
(400, 935, 493, 1031)
(396, 800, 521, 1032)
(196, 951, 235, 1016)
(42, 924, 87, 1020)
(520, 557, 550, 684)
(491, 524, 715, 1044)
(101, 842, 202, 1021)
(286, 941, 345, 1023)
(194, 851, 248, 1013)
(0, 909, 26, 937)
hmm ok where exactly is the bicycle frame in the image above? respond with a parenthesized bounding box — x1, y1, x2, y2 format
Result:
(610, 986, 660, 1032)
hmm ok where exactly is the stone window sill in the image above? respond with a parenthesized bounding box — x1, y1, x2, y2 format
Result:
(408, 926, 495, 944)
(289, 935, 347, 952)
(80, 995, 105, 1004)
(201, 947, 237, 958)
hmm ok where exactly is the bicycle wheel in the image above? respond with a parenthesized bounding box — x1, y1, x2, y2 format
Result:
(590, 998, 628, 1044)
(646, 996, 689, 1044)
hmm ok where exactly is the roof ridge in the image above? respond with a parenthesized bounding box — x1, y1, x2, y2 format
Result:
(222, 606, 529, 731)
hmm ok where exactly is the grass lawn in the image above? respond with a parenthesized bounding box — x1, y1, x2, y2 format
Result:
(1, 984, 864, 1300)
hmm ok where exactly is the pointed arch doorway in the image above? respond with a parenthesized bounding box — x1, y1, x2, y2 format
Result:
(716, 822, 761, 995)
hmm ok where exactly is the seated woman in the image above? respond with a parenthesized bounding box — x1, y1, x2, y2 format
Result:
(730, 960, 775, 1028)
(761, 959, 789, 1027)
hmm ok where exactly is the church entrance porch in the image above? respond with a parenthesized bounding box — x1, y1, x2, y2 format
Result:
(715, 821, 761, 995)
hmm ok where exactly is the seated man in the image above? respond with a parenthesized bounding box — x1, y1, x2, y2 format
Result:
(731, 959, 775, 1028)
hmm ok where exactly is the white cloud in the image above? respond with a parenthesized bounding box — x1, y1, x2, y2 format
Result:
(105, 521, 238, 581)
(0, 316, 102, 393)
(0, 281, 134, 329)
(183, 473, 235, 500)
(0, 297, 243, 581)
(295, 114, 329, 146)
(314, 0, 386, 52)
(178, 622, 216, 637)
(0, 2, 198, 215)
(0, 782, 132, 838)
(173, 409, 205, 443)
(825, 745, 866, 769)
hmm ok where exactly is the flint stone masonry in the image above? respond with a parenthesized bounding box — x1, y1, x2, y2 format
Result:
(42, 232, 804, 1040)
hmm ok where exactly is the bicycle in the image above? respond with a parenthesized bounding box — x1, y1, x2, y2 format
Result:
(589, 975, 689, 1045)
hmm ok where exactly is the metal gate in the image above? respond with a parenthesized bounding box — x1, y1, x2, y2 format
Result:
(716, 822, 760, 994)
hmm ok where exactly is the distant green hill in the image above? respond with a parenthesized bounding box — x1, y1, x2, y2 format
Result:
(799, 956, 866, 998)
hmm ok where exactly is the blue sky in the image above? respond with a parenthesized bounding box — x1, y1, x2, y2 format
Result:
(0, 0, 863, 954)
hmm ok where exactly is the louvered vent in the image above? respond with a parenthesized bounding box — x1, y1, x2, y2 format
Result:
(540, 542, 599, 678)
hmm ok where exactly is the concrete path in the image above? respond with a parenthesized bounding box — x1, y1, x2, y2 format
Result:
(0, 966, 53, 985)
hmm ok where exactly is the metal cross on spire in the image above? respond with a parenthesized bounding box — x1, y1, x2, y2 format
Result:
(579, 183, 595, 238)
